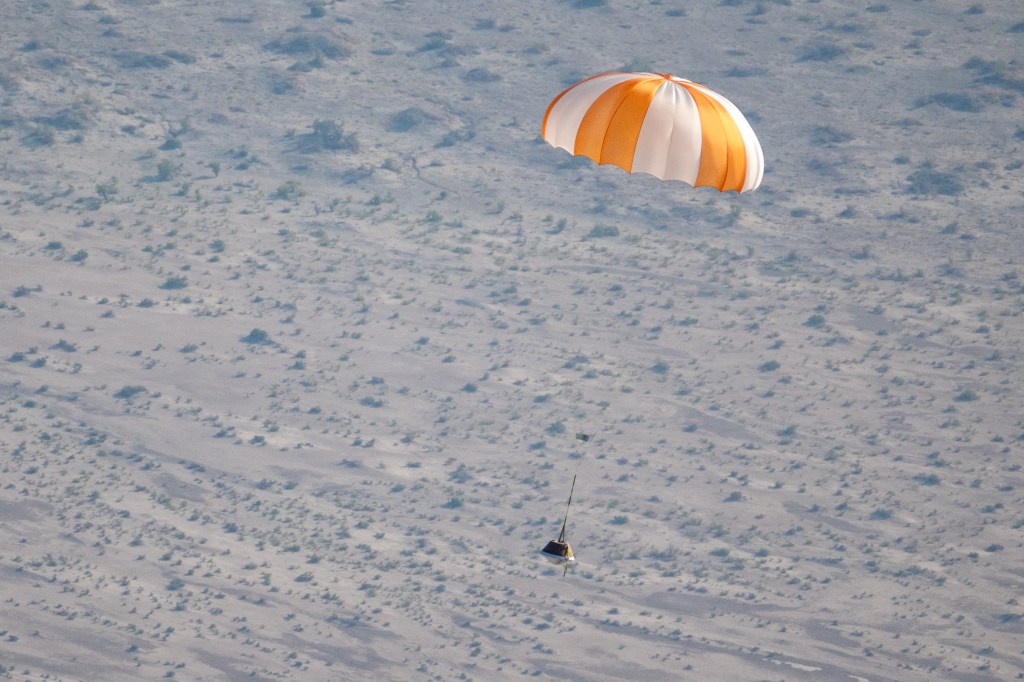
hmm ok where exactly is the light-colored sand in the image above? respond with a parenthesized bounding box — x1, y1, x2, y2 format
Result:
(0, 1, 1021, 680)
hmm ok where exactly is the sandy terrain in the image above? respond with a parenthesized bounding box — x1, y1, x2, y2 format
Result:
(0, 1, 1022, 680)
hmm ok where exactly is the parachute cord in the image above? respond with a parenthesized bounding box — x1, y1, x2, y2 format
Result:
(557, 473, 576, 544)
(558, 431, 589, 543)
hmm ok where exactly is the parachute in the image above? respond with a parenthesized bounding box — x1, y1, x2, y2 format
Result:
(542, 72, 764, 193)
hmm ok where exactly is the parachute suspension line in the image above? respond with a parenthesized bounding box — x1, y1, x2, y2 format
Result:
(561, 432, 593, 544)
(557, 473, 576, 544)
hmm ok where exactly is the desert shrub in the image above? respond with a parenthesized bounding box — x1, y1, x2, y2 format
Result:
(267, 74, 299, 95)
(155, 159, 180, 181)
(39, 55, 69, 70)
(914, 92, 983, 112)
(797, 42, 845, 62)
(463, 67, 501, 83)
(417, 32, 448, 51)
(26, 124, 55, 147)
(953, 389, 978, 402)
(35, 106, 88, 131)
(647, 547, 679, 562)
(0, 69, 17, 93)
(758, 360, 780, 372)
(13, 285, 39, 297)
(241, 328, 272, 345)
(804, 314, 826, 328)
(436, 129, 474, 148)
(448, 465, 471, 484)
(811, 126, 852, 145)
(297, 119, 358, 152)
(288, 52, 328, 72)
(964, 57, 1024, 93)
(113, 385, 147, 400)
(388, 107, 434, 132)
(545, 421, 566, 435)
(159, 275, 188, 290)
(272, 180, 305, 200)
(543, 217, 568, 235)
(906, 163, 964, 196)
(96, 177, 117, 201)
(163, 50, 195, 64)
(264, 30, 349, 59)
(114, 51, 172, 69)
(585, 224, 619, 239)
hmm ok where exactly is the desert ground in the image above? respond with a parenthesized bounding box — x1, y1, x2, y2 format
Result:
(0, 1, 1022, 680)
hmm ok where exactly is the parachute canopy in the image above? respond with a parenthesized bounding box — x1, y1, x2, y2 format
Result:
(542, 72, 764, 193)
